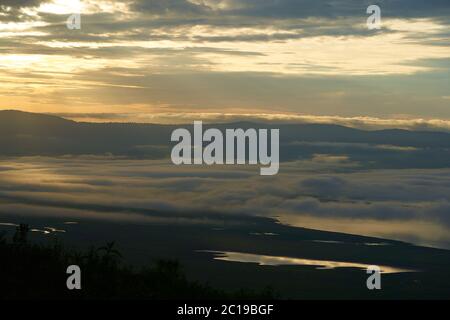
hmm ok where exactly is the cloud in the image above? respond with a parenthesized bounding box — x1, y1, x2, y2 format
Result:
(0, 156, 450, 248)
(50, 112, 450, 132)
(131, 0, 210, 15)
(0, 0, 44, 8)
(0, 0, 449, 124)
(129, 0, 450, 19)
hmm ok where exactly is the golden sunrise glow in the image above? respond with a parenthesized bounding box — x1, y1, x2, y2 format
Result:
(0, 0, 449, 122)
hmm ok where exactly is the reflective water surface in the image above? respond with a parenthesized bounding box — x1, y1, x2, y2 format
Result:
(202, 250, 418, 274)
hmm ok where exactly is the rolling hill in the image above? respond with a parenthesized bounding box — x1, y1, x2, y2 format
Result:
(0, 110, 449, 168)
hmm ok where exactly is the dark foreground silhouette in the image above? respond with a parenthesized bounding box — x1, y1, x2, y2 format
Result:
(0, 224, 275, 300)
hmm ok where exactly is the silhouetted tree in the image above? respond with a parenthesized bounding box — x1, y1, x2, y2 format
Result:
(0, 231, 6, 244)
(13, 224, 29, 245)
(0, 223, 277, 300)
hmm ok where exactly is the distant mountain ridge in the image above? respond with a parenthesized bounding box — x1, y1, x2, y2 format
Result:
(1, 110, 449, 169)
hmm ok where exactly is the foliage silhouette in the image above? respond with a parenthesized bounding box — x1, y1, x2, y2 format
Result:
(0, 226, 276, 300)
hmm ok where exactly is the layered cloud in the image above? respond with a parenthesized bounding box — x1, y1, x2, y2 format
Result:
(52, 111, 450, 132)
(0, 0, 449, 121)
(1, 156, 449, 248)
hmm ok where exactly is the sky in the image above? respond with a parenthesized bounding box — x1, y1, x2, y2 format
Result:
(0, 0, 449, 127)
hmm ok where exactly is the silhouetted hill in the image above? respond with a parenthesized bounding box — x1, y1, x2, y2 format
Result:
(0, 110, 449, 168)
(0, 110, 76, 135)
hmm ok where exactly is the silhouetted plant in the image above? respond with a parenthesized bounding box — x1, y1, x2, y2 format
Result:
(0, 224, 277, 300)
(98, 241, 122, 268)
(155, 259, 183, 280)
(13, 223, 29, 245)
(0, 231, 6, 243)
